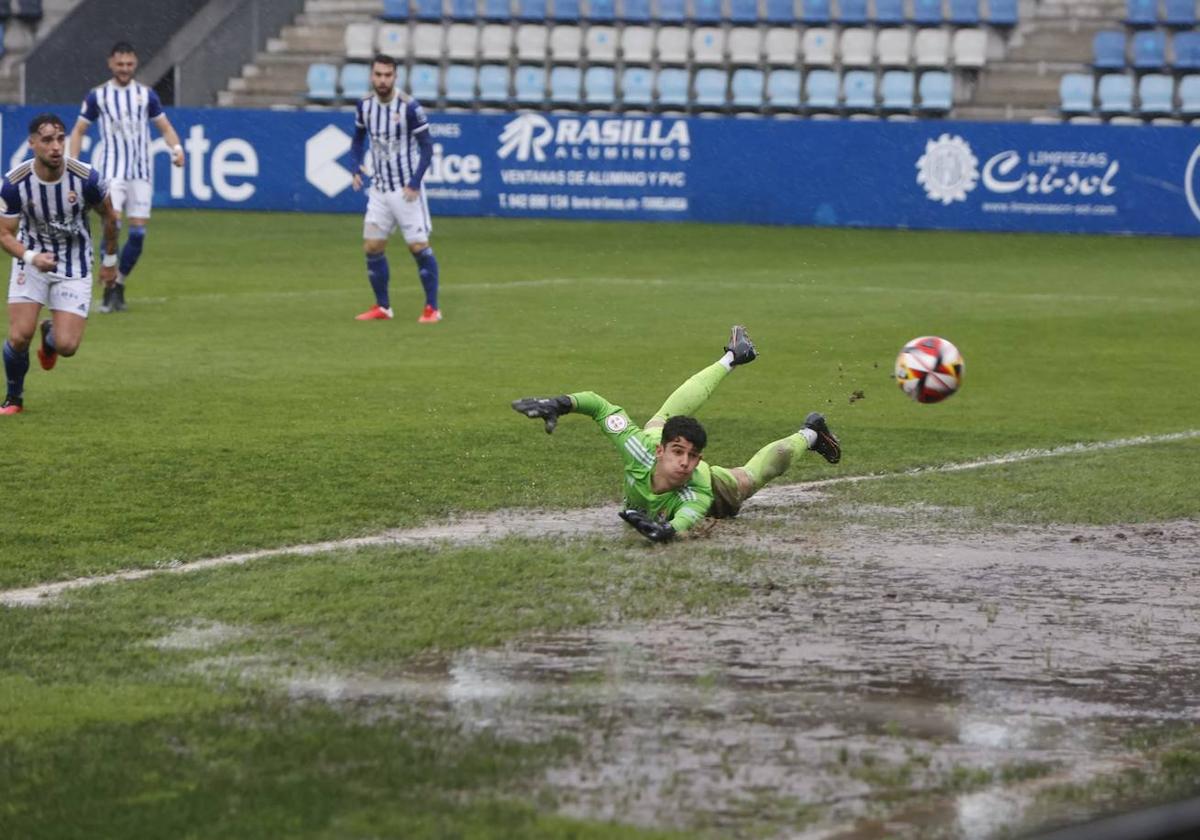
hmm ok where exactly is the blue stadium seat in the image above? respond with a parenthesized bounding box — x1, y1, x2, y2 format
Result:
(621, 0, 652, 21)
(657, 0, 687, 23)
(729, 0, 758, 23)
(483, 0, 512, 18)
(339, 63, 371, 99)
(584, 66, 616, 107)
(838, 0, 868, 25)
(985, 0, 1017, 26)
(656, 67, 689, 108)
(1098, 74, 1134, 115)
(918, 70, 952, 113)
(410, 64, 440, 101)
(587, 0, 617, 21)
(518, 0, 548, 18)
(765, 68, 801, 109)
(911, 0, 943, 26)
(1179, 75, 1200, 118)
(444, 64, 477, 104)
(381, 0, 409, 21)
(1124, 0, 1157, 28)
(1175, 32, 1200, 71)
(802, 0, 831, 24)
(764, 0, 795, 24)
(1093, 31, 1127, 70)
(694, 67, 728, 108)
(514, 65, 548, 103)
(880, 69, 914, 111)
(1163, 0, 1197, 28)
(1138, 73, 1174, 115)
(550, 65, 582, 102)
(478, 64, 510, 104)
(805, 68, 838, 110)
(1131, 30, 1166, 70)
(842, 69, 876, 111)
(449, 0, 477, 19)
(553, 0, 582, 20)
(948, 0, 980, 25)
(730, 68, 765, 108)
(306, 63, 338, 103)
(621, 66, 654, 107)
(694, 0, 723, 24)
(1059, 72, 1095, 115)
(874, 0, 904, 25)
(414, 0, 445, 20)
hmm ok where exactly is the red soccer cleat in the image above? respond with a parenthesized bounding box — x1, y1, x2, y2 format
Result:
(0, 397, 24, 415)
(355, 305, 394, 321)
(417, 305, 442, 324)
(36, 319, 57, 370)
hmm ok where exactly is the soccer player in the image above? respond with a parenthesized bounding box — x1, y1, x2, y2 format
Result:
(2, 114, 119, 415)
(67, 41, 185, 313)
(350, 53, 441, 324)
(511, 326, 842, 542)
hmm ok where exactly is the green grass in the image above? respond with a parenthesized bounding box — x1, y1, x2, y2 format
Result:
(2, 213, 1198, 837)
(1, 212, 1196, 586)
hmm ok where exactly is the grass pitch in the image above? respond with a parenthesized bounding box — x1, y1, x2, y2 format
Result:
(1, 212, 1198, 838)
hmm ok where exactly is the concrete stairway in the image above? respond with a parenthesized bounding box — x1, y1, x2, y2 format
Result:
(220, 0, 379, 108)
(0, 0, 86, 104)
(956, 0, 1128, 121)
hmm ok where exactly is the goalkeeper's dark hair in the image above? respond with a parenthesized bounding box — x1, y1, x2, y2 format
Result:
(372, 53, 398, 69)
(661, 415, 706, 452)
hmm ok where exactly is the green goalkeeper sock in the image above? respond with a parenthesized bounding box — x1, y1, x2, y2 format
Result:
(654, 361, 729, 419)
(741, 433, 809, 491)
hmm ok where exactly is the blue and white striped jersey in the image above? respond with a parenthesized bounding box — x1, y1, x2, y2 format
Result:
(79, 80, 164, 181)
(354, 93, 429, 193)
(0, 157, 108, 279)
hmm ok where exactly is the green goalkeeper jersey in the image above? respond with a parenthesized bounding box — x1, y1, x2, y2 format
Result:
(570, 391, 713, 533)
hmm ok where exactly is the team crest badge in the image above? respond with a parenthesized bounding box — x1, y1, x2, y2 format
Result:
(916, 134, 979, 205)
(15, 270, 24, 285)
(66, 191, 78, 205)
(604, 414, 628, 433)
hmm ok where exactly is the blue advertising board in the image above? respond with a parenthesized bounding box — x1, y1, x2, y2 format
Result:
(4, 105, 1199, 236)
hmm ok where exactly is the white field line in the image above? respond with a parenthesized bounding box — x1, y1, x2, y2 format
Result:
(2, 430, 1196, 608)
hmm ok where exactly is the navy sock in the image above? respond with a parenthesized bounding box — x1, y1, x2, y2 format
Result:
(413, 247, 439, 309)
(4, 340, 29, 400)
(119, 225, 146, 279)
(366, 252, 390, 308)
(43, 322, 56, 354)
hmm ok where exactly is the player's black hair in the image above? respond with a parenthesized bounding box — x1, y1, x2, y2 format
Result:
(661, 415, 707, 453)
(28, 113, 65, 136)
(110, 41, 136, 56)
(371, 53, 398, 69)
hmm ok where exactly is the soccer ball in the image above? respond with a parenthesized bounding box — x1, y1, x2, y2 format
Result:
(895, 336, 964, 403)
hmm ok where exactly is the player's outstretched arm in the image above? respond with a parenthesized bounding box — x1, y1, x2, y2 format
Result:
(618, 509, 676, 543)
(512, 395, 573, 434)
(67, 118, 90, 160)
(152, 115, 185, 167)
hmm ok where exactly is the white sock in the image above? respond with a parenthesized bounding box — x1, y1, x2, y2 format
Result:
(718, 351, 735, 371)
(799, 428, 818, 448)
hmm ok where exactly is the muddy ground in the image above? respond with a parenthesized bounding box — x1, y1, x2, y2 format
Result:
(266, 495, 1200, 839)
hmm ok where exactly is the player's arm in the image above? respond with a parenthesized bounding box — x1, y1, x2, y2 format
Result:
(350, 108, 367, 191)
(151, 114, 184, 167)
(94, 194, 119, 286)
(618, 485, 710, 543)
(0, 182, 54, 271)
(510, 391, 626, 436)
(68, 92, 99, 159)
(404, 128, 432, 200)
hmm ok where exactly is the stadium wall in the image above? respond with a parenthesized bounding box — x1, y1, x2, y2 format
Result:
(3, 106, 1199, 237)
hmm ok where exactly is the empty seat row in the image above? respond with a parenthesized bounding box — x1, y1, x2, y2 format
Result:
(1124, 0, 1198, 29)
(1093, 29, 1200, 70)
(1061, 71, 1200, 118)
(381, 0, 1017, 26)
(352, 22, 988, 69)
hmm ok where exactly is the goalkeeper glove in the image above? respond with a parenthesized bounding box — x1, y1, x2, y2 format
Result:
(618, 509, 677, 543)
(511, 395, 573, 434)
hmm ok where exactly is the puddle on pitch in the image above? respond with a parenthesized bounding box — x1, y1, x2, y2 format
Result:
(285, 514, 1200, 839)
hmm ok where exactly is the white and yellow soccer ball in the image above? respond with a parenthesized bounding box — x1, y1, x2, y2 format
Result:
(895, 336, 964, 404)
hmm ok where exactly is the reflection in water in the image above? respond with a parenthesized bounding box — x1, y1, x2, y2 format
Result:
(286, 518, 1200, 838)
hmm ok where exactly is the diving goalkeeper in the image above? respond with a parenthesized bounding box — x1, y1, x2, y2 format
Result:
(511, 326, 841, 543)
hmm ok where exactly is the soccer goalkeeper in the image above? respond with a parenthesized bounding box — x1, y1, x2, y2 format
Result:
(512, 326, 841, 543)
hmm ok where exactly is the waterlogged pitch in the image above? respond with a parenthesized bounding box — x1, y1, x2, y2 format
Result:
(1, 212, 1197, 839)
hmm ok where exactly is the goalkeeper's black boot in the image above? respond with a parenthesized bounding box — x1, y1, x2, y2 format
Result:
(804, 412, 841, 464)
(725, 325, 757, 367)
